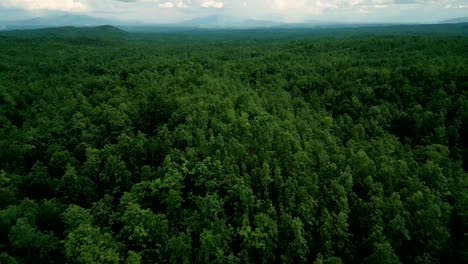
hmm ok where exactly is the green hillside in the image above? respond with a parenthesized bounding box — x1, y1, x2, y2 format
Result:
(0, 25, 130, 39)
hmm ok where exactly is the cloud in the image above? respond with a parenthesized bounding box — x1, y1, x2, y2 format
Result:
(394, 0, 418, 3)
(159, 2, 174, 8)
(0, 0, 467, 23)
(200, 0, 224, 8)
(176, 1, 189, 8)
(444, 4, 468, 8)
(158, 1, 190, 9)
(0, 0, 88, 12)
(392, 0, 457, 4)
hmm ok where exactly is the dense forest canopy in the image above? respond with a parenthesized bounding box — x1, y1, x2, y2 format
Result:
(0, 25, 467, 263)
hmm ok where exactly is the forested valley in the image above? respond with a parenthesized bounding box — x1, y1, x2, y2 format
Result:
(0, 25, 467, 263)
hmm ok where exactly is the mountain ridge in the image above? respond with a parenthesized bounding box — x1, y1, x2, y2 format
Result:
(177, 15, 284, 28)
(440, 17, 468, 23)
(2, 13, 468, 31)
(0, 13, 139, 30)
(0, 25, 131, 39)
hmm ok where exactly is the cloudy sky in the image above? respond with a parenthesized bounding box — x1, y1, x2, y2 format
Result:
(0, 0, 467, 23)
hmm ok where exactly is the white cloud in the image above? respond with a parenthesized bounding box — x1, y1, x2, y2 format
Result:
(1, 0, 467, 23)
(268, 0, 323, 21)
(200, 0, 224, 8)
(444, 4, 468, 8)
(156, 0, 189, 8)
(350, 0, 366, 6)
(316, 0, 339, 9)
(159, 2, 175, 8)
(0, 0, 88, 12)
(176, 1, 189, 8)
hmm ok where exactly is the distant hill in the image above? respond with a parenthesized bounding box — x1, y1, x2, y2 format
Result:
(321, 23, 468, 37)
(440, 17, 468, 24)
(118, 22, 468, 38)
(17, 14, 115, 26)
(0, 25, 131, 39)
(2, 15, 468, 36)
(0, 13, 137, 30)
(178, 15, 283, 28)
(181, 15, 226, 26)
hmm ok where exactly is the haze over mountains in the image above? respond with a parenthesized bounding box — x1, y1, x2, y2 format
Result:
(0, 13, 133, 30)
(1, 12, 468, 31)
(440, 17, 468, 24)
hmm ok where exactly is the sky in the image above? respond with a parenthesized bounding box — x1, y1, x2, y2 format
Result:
(0, 0, 467, 23)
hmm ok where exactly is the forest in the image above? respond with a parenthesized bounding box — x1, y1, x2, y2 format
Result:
(0, 24, 467, 263)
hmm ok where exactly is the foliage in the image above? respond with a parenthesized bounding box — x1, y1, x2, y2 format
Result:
(0, 25, 467, 263)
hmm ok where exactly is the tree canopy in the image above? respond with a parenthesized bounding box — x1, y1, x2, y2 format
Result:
(0, 25, 467, 263)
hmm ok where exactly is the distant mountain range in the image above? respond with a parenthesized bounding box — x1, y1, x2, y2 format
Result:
(17, 14, 116, 26)
(177, 15, 284, 28)
(0, 13, 137, 30)
(1, 13, 468, 31)
(440, 17, 468, 24)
